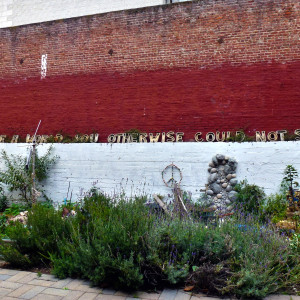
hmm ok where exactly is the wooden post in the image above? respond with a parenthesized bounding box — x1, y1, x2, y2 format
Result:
(31, 139, 36, 204)
(173, 183, 190, 219)
(153, 194, 172, 217)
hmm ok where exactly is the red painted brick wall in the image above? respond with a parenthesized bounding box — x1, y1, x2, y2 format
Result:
(0, 0, 299, 141)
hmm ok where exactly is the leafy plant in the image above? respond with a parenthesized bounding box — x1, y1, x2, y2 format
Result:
(282, 165, 299, 193)
(263, 194, 288, 223)
(60, 199, 79, 211)
(0, 186, 8, 212)
(125, 129, 142, 142)
(234, 180, 266, 216)
(0, 146, 58, 205)
(0, 203, 68, 267)
(0, 203, 28, 238)
(290, 233, 300, 252)
(0, 214, 8, 236)
(187, 194, 216, 224)
(225, 130, 255, 142)
(4, 203, 27, 217)
(51, 190, 152, 290)
(292, 215, 300, 232)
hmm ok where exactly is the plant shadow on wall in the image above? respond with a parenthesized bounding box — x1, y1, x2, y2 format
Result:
(0, 146, 58, 206)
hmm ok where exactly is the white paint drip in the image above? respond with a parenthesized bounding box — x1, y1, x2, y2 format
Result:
(41, 54, 47, 79)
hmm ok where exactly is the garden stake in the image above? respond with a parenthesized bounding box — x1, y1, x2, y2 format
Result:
(31, 120, 41, 204)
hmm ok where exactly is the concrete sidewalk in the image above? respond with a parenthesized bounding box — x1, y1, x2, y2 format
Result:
(0, 268, 299, 300)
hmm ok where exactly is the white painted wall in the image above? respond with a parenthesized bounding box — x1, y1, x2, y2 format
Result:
(0, 142, 299, 204)
(0, 0, 167, 28)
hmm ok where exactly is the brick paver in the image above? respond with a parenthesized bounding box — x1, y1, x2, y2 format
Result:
(66, 279, 87, 290)
(32, 294, 63, 300)
(21, 286, 46, 299)
(51, 278, 72, 288)
(0, 269, 19, 275)
(0, 274, 12, 280)
(159, 289, 178, 300)
(102, 288, 117, 294)
(43, 287, 70, 297)
(7, 284, 34, 298)
(63, 290, 85, 300)
(0, 268, 299, 300)
(38, 274, 59, 282)
(190, 297, 225, 300)
(114, 291, 131, 297)
(2, 297, 21, 300)
(28, 278, 55, 287)
(265, 297, 300, 300)
(0, 287, 13, 296)
(77, 292, 99, 300)
(18, 272, 39, 284)
(135, 291, 160, 300)
(71, 283, 102, 293)
(0, 280, 23, 289)
(6, 271, 31, 282)
(96, 295, 126, 300)
(174, 291, 191, 300)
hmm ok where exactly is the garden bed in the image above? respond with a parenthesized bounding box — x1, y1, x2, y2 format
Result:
(0, 189, 299, 299)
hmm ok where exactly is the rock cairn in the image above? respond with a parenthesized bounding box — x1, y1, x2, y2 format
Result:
(206, 154, 238, 213)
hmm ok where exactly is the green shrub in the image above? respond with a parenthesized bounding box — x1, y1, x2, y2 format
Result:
(0, 242, 31, 267)
(1, 189, 299, 298)
(0, 203, 68, 267)
(0, 189, 8, 212)
(290, 233, 300, 252)
(4, 203, 27, 217)
(263, 194, 288, 223)
(0, 146, 58, 204)
(234, 180, 266, 216)
(51, 191, 153, 290)
(282, 165, 299, 193)
(0, 214, 8, 236)
(46, 193, 300, 295)
(224, 222, 300, 298)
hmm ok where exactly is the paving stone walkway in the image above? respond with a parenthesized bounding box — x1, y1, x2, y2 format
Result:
(0, 268, 299, 300)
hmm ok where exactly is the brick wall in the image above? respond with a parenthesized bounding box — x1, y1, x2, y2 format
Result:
(0, 0, 299, 141)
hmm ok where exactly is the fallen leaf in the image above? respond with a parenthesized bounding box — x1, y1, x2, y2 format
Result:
(184, 286, 195, 291)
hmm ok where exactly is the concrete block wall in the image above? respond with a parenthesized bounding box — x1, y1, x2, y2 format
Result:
(0, 0, 167, 28)
(0, 142, 299, 203)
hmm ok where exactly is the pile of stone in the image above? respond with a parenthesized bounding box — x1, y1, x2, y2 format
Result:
(8, 211, 28, 224)
(206, 154, 238, 213)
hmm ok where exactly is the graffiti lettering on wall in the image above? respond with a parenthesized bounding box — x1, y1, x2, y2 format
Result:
(0, 130, 299, 143)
